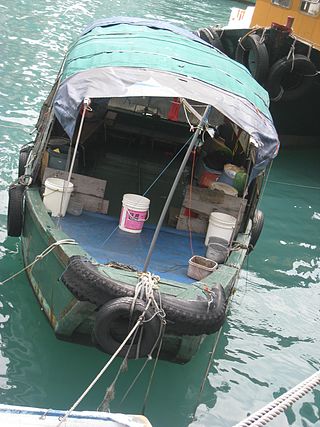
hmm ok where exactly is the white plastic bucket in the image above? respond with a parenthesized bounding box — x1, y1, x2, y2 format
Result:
(205, 212, 237, 245)
(119, 194, 150, 233)
(43, 178, 74, 217)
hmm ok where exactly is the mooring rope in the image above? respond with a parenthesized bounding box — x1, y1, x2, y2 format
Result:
(66, 272, 166, 420)
(56, 316, 144, 427)
(0, 239, 77, 286)
(233, 370, 320, 427)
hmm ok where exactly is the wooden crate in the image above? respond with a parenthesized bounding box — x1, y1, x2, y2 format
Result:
(180, 186, 247, 235)
(42, 168, 109, 214)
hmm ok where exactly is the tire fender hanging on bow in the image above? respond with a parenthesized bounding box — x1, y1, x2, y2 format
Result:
(235, 33, 269, 84)
(93, 297, 160, 359)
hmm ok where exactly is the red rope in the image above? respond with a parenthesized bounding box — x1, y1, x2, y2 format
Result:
(188, 148, 197, 256)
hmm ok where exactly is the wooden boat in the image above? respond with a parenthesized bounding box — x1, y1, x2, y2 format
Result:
(7, 18, 279, 364)
(196, 0, 320, 146)
(0, 403, 151, 426)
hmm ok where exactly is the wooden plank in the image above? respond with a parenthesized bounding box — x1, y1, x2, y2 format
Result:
(176, 212, 208, 234)
(42, 167, 106, 198)
(182, 185, 246, 218)
(182, 186, 247, 236)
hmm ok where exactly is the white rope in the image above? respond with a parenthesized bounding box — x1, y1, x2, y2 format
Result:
(268, 180, 320, 190)
(286, 38, 296, 70)
(59, 272, 166, 424)
(233, 370, 320, 427)
(56, 317, 144, 427)
(0, 239, 77, 286)
(99, 272, 166, 409)
(132, 272, 166, 323)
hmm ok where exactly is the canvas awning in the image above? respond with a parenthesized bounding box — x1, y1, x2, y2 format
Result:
(53, 17, 279, 175)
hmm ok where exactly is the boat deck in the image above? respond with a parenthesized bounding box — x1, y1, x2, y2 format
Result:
(57, 211, 206, 283)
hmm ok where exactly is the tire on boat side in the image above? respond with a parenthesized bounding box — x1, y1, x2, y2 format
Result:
(196, 27, 225, 53)
(18, 144, 33, 177)
(62, 256, 227, 335)
(93, 297, 160, 358)
(266, 54, 317, 102)
(248, 209, 264, 253)
(235, 34, 269, 84)
(7, 183, 25, 237)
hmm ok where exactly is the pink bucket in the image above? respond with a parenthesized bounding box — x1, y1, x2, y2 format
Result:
(119, 194, 150, 233)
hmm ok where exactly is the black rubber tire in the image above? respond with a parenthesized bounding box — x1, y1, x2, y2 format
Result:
(249, 209, 264, 253)
(235, 34, 269, 83)
(93, 297, 160, 358)
(18, 144, 33, 177)
(266, 54, 317, 102)
(62, 257, 227, 335)
(7, 183, 25, 237)
(197, 27, 224, 52)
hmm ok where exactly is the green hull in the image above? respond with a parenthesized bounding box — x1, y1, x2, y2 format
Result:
(21, 188, 250, 364)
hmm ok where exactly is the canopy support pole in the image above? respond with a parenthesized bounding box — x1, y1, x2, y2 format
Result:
(143, 104, 212, 272)
(66, 97, 91, 185)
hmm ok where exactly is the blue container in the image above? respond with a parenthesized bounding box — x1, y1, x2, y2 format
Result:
(218, 170, 234, 186)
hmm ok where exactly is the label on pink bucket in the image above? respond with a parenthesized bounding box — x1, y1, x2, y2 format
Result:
(120, 207, 148, 231)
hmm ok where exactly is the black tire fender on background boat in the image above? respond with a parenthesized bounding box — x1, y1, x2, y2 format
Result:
(249, 209, 264, 253)
(196, 27, 225, 53)
(7, 183, 25, 237)
(18, 143, 33, 177)
(93, 297, 160, 358)
(235, 34, 269, 83)
(266, 54, 317, 102)
(62, 256, 227, 336)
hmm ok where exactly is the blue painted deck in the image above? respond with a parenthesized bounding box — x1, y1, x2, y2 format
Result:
(57, 211, 206, 283)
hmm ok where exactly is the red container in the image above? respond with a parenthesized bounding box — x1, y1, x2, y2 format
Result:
(199, 170, 221, 188)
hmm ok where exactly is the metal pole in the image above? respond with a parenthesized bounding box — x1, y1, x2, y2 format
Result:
(143, 105, 212, 272)
(66, 97, 91, 184)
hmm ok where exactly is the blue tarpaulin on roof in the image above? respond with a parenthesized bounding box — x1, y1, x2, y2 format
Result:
(53, 17, 279, 175)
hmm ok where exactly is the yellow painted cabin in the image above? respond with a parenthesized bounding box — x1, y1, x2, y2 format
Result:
(251, 0, 320, 49)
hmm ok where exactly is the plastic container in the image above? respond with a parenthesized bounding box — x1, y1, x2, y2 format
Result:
(199, 169, 221, 188)
(43, 178, 74, 217)
(205, 211, 237, 246)
(187, 255, 218, 281)
(119, 194, 150, 233)
(233, 171, 247, 195)
(206, 236, 229, 264)
(209, 182, 238, 197)
(195, 156, 222, 186)
(67, 198, 83, 216)
(218, 164, 243, 187)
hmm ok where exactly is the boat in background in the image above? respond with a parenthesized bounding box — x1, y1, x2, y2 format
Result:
(0, 403, 151, 426)
(7, 18, 278, 364)
(196, 0, 320, 146)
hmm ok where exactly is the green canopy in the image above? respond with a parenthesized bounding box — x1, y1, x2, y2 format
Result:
(53, 18, 279, 174)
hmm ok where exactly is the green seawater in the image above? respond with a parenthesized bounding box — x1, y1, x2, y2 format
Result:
(0, 1, 320, 426)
